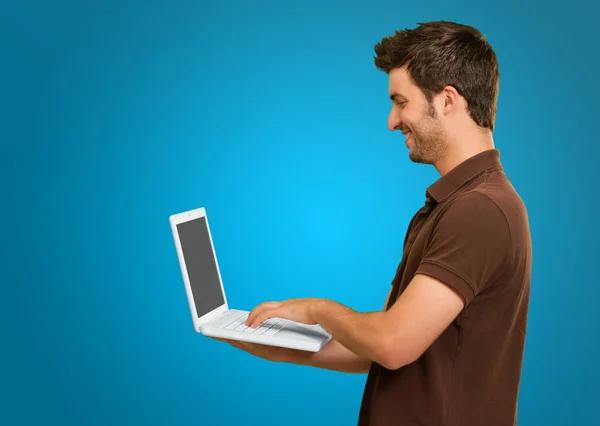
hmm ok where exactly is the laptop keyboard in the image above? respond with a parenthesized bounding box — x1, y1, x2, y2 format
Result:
(209, 310, 290, 336)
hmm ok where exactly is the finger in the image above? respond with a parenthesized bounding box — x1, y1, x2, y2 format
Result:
(246, 302, 280, 327)
(248, 307, 281, 328)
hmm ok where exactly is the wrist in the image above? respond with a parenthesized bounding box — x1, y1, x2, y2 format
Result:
(279, 348, 313, 366)
(309, 298, 327, 324)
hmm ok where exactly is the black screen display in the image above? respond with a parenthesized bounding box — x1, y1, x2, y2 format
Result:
(177, 216, 226, 317)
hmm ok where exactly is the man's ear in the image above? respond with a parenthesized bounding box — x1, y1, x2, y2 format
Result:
(441, 85, 460, 115)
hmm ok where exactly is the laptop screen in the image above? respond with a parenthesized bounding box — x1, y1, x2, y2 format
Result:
(177, 216, 226, 318)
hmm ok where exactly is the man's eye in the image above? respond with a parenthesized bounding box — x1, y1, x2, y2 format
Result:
(396, 101, 406, 106)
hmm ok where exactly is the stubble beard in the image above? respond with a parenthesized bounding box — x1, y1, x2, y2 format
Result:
(408, 103, 448, 165)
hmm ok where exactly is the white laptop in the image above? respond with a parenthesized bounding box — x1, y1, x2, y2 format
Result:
(169, 207, 333, 352)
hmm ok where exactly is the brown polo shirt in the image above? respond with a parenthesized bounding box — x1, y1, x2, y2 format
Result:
(357, 149, 532, 426)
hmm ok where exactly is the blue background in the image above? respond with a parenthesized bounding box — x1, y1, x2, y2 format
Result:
(2, 0, 598, 425)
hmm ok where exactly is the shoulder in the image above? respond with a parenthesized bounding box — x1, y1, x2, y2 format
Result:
(442, 169, 528, 223)
(419, 189, 514, 302)
(436, 189, 511, 233)
(433, 174, 532, 263)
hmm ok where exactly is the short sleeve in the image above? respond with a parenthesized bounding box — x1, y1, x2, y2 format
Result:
(415, 191, 511, 306)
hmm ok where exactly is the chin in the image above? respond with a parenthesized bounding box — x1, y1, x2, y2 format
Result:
(408, 150, 422, 163)
(409, 152, 432, 165)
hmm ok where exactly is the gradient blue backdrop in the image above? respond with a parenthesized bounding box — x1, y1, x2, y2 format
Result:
(2, 0, 598, 425)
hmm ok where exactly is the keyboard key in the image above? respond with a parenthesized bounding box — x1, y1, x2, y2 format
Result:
(211, 311, 246, 328)
(225, 319, 244, 329)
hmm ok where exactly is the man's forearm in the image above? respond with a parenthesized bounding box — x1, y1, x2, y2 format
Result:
(309, 299, 390, 367)
(285, 338, 372, 373)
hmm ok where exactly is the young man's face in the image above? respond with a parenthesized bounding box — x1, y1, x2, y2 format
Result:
(387, 66, 448, 164)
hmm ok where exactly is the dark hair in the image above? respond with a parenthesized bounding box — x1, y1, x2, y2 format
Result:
(374, 21, 499, 131)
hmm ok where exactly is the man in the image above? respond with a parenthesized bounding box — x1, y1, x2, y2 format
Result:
(217, 21, 532, 425)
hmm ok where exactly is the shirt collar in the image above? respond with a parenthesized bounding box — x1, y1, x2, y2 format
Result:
(426, 149, 503, 204)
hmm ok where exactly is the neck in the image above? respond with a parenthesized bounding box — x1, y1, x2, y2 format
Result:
(434, 129, 495, 176)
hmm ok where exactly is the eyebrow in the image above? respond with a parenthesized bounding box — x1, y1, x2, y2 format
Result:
(389, 92, 407, 101)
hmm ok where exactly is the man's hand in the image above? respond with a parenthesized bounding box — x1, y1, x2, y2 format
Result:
(210, 336, 372, 373)
(209, 337, 306, 363)
(245, 298, 322, 328)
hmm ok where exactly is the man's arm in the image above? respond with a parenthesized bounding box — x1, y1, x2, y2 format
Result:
(246, 275, 464, 371)
(245, 193, 509, 371)
(289, 287, 393, 373)
(220, 288, 393, 374)
(308, 274, 465, 370)
(289, 338, 371, 373)
(247, 193, 510, 370)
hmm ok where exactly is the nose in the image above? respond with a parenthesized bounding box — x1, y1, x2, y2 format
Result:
(388, 109, 401, 132)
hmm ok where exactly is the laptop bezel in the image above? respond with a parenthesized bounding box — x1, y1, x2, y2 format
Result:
(169, 207, 229, 332)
